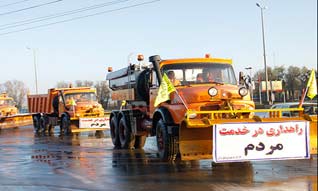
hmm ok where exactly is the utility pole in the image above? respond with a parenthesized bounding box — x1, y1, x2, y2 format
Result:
(256, 3, 271, 105)
(27, 47, 38, 94)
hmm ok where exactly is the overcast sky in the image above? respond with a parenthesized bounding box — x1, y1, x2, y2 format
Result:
(0, 0, 316, 94)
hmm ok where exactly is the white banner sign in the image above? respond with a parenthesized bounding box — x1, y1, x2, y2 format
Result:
(79, 117, 110, 129)
(213, 121, 310, 163)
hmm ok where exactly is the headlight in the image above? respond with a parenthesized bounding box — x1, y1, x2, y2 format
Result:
(186, 110, 197, 119)
(239, 87, 248, 97)
(208, 87, 218, 97)
(188, 113, 197, 119)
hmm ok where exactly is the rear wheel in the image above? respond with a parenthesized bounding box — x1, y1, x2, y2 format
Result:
(118, 116, 135, 149)
(33, 115, 41, 133)
(110, 116, 120, 148)
(156, 119, 177, 161)
(40, 116, 48, 133)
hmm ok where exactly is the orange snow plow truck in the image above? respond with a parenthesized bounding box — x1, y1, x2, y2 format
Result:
(0, 93, 33, 130)
(106, 54, 317, 163)
(27, 87, 108, 134)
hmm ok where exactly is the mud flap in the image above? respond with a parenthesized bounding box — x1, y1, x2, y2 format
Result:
(179, 121, 213, 161)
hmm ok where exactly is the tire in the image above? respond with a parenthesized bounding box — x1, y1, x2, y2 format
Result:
(61, 115, 71, 135)
(110, 116, 120, 148)
(40, 116, 48, 133)
(33, 115, 41, 133)
(95, 130, 104, 138)
(156, 119, 177, 161)
(48, 125, 54, 135)
(118, 116, 135, 149)
(134, 135, 146, 149)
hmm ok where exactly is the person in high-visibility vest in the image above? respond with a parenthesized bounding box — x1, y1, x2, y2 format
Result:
(69, 97, 77, 117)
(120, 100, 126, 110)
(69, 97, 76, 106)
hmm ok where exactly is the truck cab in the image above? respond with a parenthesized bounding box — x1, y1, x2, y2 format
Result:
(0, 93, 18, 116)
(148, 55, 254, 123)
(57, 88, 104, 119)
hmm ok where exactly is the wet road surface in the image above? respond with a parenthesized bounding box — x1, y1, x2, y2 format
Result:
(0, 125, 317, 191)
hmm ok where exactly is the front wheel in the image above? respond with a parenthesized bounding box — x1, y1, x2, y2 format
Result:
(95, 130, 104, 138)
(156, 119, 178, 161)
(61, 115, 71, 135)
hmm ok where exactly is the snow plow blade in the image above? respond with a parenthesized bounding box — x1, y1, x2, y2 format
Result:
(304, 114, 317, 155)
(179, 108, 316, 161)
(0, 114, 33, 130)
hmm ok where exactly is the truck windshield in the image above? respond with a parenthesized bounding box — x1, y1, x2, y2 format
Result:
(0, 99, 15, 106)
(65, 92, 97, 103)
(161, 63, 237, 85)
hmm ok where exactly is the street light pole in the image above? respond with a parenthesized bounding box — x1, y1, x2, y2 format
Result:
(256, 3, 271, 105)
(27, 47, 38, 94)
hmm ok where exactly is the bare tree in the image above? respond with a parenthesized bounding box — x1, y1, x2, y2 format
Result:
(94, 81, 111, 109)
(75, 80, 94, 87)
(56, 81, 70, 88)
(0, 80, 29, 110)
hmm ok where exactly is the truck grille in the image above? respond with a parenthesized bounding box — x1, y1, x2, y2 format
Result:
(200, 105, 220, 111)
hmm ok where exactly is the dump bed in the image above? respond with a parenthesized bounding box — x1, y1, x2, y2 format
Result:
(27, 94, 51, 114)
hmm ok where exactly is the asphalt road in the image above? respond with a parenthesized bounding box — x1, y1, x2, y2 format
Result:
(0, 125, 317, 191)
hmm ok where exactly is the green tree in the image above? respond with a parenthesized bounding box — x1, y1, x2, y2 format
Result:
(271, 66, 286, 81)
(298, 67, 311, 89)
(285, 66, 302, 101)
